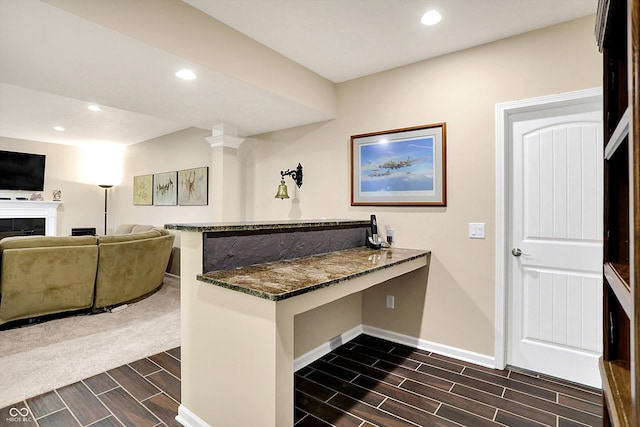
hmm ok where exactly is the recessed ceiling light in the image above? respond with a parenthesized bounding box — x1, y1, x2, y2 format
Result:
(175, 69, 197, 80)
(53, 126, 65, 131)
(88, 104, 102, 112)
(421, 10, 442, 26)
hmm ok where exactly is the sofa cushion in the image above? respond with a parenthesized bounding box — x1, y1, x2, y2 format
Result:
(131, 224, 155, 233)
(113, 224, 135, 234)
(113, 224, 156, 235)
(0, 235, 97, 252)
(98, 229, 162, 244)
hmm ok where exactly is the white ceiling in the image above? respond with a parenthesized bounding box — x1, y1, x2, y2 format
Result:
(0, 0, 597, 147)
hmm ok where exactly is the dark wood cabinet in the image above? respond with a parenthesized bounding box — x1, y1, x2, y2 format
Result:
(596, 0, 640, 425)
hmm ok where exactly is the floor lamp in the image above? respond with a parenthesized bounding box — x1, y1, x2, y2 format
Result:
(98, 184, 113, 235)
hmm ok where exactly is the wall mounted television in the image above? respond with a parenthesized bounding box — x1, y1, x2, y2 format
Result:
(0, 150, 46, 192)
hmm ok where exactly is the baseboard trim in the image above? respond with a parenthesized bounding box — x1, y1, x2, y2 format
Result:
(176, 405, 210, 427)
(293, 324, 496, 371)
(294, 325, 363, 371)
(362, 325, 496, 369)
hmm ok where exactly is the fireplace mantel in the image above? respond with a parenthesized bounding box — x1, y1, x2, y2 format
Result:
(0, 200, 62, 236)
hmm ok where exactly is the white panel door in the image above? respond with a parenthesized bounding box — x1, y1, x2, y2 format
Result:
(508, 103, 603, 387)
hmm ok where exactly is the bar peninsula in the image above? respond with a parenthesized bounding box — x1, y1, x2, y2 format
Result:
(165, 220, 430, 427)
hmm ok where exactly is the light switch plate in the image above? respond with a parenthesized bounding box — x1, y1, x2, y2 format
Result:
(469, 223, 485, 239)
(386, 295, 395, 309)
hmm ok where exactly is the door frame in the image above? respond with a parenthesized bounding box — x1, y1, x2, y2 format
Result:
(494, 87, 602, 369)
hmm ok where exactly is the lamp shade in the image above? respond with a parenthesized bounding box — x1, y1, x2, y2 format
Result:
(78, 145, 123, 186)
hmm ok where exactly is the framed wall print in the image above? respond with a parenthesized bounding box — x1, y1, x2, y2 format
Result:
(133, 174, 153, 205)
(178, 166, 209, 206)
(153, 171, 177, 206)
(350, 123, 446, 206)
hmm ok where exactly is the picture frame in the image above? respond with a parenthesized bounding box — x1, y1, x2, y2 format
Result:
(153, 171, 177, 206)
(350, 123, 446, 206)
(178, 167, 209, 206)
(133, 174, 153, 205)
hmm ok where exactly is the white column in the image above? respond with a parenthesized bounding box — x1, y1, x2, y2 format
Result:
(205, 124, 245, 222)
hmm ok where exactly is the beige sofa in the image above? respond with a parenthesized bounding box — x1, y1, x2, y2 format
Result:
(0, 225, 174, 326)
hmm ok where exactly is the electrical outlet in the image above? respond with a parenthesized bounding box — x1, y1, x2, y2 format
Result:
(386, 295, 395, 309)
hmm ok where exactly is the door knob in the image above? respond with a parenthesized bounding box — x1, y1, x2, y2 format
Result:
(511, 248, 527, 257)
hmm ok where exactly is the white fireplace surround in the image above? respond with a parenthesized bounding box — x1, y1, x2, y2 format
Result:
(0, 200, 61, 236)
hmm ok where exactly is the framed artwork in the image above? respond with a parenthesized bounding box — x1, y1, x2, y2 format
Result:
(350, 123, 446, 206)
(178, 167, 209, 206)
(153, 171, 177, 206)
(133, 174, 153, 205)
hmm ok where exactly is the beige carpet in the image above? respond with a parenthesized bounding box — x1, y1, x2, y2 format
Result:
(0, 275, 180, 408)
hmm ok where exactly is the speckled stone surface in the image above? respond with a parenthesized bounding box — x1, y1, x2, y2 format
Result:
(165, 219, 370, 233)
(198, 247, 429, 301)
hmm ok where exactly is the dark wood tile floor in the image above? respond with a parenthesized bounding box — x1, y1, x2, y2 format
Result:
(296, 335, 603, 427)
(0, 347, 182, 427)
(1, 335, 602, 426)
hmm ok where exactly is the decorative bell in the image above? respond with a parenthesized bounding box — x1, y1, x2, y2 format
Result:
(274, 180, 289, 199)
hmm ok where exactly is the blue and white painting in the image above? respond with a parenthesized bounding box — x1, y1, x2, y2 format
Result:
(359, 136, 435, 194)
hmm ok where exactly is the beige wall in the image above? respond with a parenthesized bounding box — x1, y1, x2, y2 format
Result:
(2, 16, 601, 360)
(0, 136, 105, 235)
(294, 292, 362, 357)
(0, 129, 216, 238)
(112, 127, 214, 245)
(242, 16, 602, 357)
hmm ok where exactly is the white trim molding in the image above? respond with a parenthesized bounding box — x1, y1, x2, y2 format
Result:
(294, 325, 363, 371)
(176, 405, 210, 427)
(205, 123, 245, 149)
(293, 325, 495, 372)
(494, 87, 602, 370)
(362, 325, 495, 369)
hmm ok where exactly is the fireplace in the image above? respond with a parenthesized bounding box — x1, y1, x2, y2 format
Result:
(0, 218, 46, 239)
(0, 200, 61, 237)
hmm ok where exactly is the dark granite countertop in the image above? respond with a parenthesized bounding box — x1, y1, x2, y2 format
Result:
(197, 247, 429, 301)
(164, 219, 369, 233)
